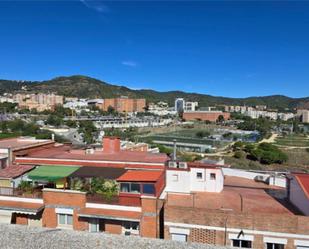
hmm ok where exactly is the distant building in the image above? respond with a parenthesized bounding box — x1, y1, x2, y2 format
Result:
(185, 102, 198, 111)
(297, 109, 309, 123)
(102, 97, 146, 113)
(175, 98, 185, 113)
(13, 93, 64, 111)
(182, 111, 230, 122)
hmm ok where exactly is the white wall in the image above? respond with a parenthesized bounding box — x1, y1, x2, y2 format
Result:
(166, 168, 224, 193)
(289, 176, 309, 216)
(166, 170, 191, 193)
(223, 168, 286, 188)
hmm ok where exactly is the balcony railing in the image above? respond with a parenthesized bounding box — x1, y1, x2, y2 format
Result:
(86, 193, 141, 207)
(0, 187, 43, 199)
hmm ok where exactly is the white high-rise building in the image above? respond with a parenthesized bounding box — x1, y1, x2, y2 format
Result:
(175, 98, 185, 113)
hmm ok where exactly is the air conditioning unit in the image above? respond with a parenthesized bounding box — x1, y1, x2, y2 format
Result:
(254, 175, 266, 182)
(168, 161, 177, 168)
(178, 162, 187, 169)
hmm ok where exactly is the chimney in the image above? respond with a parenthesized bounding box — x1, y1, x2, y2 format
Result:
(103, 136, 121, 153)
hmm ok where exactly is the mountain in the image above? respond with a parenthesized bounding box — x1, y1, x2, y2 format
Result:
(0, 75, 308, 110)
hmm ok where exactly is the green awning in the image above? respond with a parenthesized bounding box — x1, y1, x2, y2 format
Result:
(28, 166, 80, 182)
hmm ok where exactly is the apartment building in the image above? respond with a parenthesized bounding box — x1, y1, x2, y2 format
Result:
(0, 136, 308, 248)
(0, 136, 168, 237)
(102, 97, 146, 113)
(297, 109, 309, 123)
(163, 161, 309, 248)
(13, 93, 64, 111)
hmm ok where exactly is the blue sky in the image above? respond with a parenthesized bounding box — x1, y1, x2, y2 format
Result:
(0, 1, 309, 98)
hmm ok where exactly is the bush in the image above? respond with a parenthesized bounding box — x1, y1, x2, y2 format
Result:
(249, 143, 288, 164)
(18, 181, 34, 194)
(195, 131, 210, 138)
(234, 150, 246, 159)
(90, 178, 118, 201)
(233, 141, 244, 151)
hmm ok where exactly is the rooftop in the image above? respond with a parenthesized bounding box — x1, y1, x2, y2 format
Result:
(17, 145, 169, 164)
(117, 170, 164, 182)
(0, 137, 54, 150)
(0, 165, 34, 179)
(166, 176, 296, 215)
(0, 224, 230, 249)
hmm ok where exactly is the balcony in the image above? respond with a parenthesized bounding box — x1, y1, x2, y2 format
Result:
(0, 186, 43, 199)
(86, 193, 141, 207)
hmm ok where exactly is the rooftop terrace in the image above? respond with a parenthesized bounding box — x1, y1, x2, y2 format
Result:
(166, 176, 298, 215)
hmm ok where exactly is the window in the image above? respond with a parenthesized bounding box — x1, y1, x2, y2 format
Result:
(120, 183, 141, 193)
(142, 184, 155, 195)
(196, 172, 203, 179)
(89, 219, 99, 233)
(172, 174, 179, 182)
(171, 233, 187, 242)
(266, 243, 285, 249)
(122, 221, 139, 235)
(232, 239, 252, 248)
(210, 173, 216, 180)
(120, 183, 130, 192)
(130, 183, 141, 193)
(57, 214, 73, 227)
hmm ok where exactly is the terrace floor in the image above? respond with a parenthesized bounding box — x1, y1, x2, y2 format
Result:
(166, 176, 298, 215)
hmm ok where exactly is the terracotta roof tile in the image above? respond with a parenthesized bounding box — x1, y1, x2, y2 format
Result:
(117, 170, 164, 182)
(0, 165, 35, 179)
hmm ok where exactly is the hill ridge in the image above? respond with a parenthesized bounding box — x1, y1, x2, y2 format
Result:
(0, 75, 308, 110)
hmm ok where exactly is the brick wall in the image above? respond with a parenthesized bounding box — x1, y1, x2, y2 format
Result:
(182, 112, 230, 122)
(105, 220, 122, 234)
(15, 214, 28, 225)
(164, 206, 309, 248)
(42, 189, 86, 229)
(140, 197, 158, 238)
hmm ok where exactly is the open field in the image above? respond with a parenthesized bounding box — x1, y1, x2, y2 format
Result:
(274, 134, 309, 148)
(223, 147, 309, 173)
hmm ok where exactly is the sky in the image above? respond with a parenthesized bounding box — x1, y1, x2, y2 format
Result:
(0, 1, 309, 98)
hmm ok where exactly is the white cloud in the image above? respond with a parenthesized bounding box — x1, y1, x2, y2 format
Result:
(121, 60, 138, 67)
(80, 0, 110, 13)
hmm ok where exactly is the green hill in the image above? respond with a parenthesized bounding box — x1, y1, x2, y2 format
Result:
(0, 75, 308, 110)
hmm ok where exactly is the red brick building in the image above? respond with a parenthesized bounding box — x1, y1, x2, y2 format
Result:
(0, 136, 309, 248)
(183, 111, 230, 122)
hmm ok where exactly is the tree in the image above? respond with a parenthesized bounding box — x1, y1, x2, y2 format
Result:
(217, 115, 225, 123)
(46, 115, 62, 127)
(196, 131, 210, 138)
(107, 105, 116, 114)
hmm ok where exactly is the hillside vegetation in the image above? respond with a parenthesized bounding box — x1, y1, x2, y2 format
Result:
(1, 75, 309, 109)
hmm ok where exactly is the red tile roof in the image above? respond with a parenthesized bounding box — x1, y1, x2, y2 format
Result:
(0, 137, 54, 150)
(0, 200, 43, 213)
(0, 165, 35, 179)
(17, 145, 169, 164)
(117, 170, 164, 182)
(294, 173, 309, 199)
